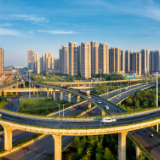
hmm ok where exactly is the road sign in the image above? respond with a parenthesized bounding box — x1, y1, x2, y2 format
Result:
(126, 74, 135, 79)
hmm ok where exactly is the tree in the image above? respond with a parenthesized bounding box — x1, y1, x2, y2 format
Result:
(143, 101, 148, 108)
(135, 101, 140, 108)
(126, 98, 132, 106)
(151, 101, 156, 107)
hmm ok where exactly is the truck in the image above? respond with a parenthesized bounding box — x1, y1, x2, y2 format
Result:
(61, 86, 70, 90)
(79, 89, 90, 96)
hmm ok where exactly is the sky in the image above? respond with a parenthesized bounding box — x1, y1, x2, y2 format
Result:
(1, 0, 160, 66)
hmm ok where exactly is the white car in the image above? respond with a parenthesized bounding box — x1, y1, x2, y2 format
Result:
(87, 95, 91, 98)
(101, 117, 116, 123)
(105, 105, 109, 110)
(97, 100, 101, 104)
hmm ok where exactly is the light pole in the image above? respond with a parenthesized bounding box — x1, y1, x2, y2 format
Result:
(63, 104, 64, 117)
(156, 72, 158, 108)
(28, 70, 33, 99)
(56, 103, 60, 117)
(100, 69, 102, 86)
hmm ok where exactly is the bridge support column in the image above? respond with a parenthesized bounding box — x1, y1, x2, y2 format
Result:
(4, 92, 7, 98)
(156, 124, 159, 132)
(77, 84, 79, 87)
(68, 93, 71, 102)
(23, 82, 25, 88)
(50, 91, 52, 95)
(0, 91, 2, 96)
(118, 132, 128, 160)
(77, 95, 80, 103)
(136, 145, 141, 159)
(33, 91, 35, 95)
(60, 91, 63, 100)
(88, 83, 91, 87)
(102, 110, 106, 116)
(88, 101, 91, 109)
(52, 135, 62, 160)
(47, 88, 49, 98)
(53, 90, 56, 100)
(3, 126, 12, 151)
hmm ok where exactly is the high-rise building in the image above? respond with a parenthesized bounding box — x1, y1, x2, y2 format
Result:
(34, 53, 40, 74)
(99, 43, 109, 74)
(77, 46, 81, 75)
(141, 49, 149, 74)
(130, 52, 141, 75)
(59, 45, 69, 74)
(125, 50, 131, 73)
(0, 48, 4, 78)
(150, 50, 160, 73)
(40, 57, 43, 73)
(54, 58, 60, 70)
(120, 50, 125, 72)
(80, 42, 91, 79)
(91, 41, 99, 75)
(69, 42, 78, 76)
(109, 47, 120, 73)
(28, 49, 34, 70)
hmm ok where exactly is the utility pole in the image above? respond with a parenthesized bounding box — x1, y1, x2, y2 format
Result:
(156, 72, 158, 108)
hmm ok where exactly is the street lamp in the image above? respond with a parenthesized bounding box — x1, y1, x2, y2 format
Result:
(100, 69, 102, 86)
(28, 70, 33, 99)
(56, 103, 61, 117)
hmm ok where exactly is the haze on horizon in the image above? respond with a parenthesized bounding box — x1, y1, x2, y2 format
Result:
(1, 0, 160, 66)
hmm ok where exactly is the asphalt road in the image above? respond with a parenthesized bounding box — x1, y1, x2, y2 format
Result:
(0, 82, 156, 160)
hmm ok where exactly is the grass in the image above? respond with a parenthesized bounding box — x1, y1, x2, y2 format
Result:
(19, 98, 74, 116)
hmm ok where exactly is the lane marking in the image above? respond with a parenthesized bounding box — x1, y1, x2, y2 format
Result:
(35, 150, 47, 158)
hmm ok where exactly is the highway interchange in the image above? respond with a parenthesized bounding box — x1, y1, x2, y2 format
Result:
(0, 81, 159, 160)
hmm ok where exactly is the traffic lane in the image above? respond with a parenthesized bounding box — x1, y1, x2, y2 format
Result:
(130, 128, 160, 160)
(110, 84, 154, 104)
(0, 130, 35, 149)
(2, 110, 160, 129)
(101, 84, 142, 99)
(1, 135, 74, 160)
(82, 107, 102, 117)
(53, 102, 88, 117)
(91, 95, 120, 115)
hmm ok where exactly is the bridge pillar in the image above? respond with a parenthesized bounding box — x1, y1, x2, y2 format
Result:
(156, 124, 159, 132)
(33, 91, 35, 95)
(102, 110, 106, 116)
(77, 95, 80, 103)
(52, 135, 62, 160)
(47, 88, 49, 98)
(118, 131, 128, 160)
(4, 92, 7, 97)
(60, 91, 63, 100)
(77, 84, 79, 87)
(88, 83, 91, 87)
(88, 101, 91, 109)
(136, 145, 141, 159)
(3, 126, 12, 151)
(68, 93, 71, 102)
(23, 82, 25, 88)
(50, 91, 52, 95)
(53, 89, 56, 100)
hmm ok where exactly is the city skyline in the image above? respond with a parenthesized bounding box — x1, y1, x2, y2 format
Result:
(1, 0, 160, 66)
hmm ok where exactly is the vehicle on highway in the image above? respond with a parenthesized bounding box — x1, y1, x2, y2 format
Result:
(118, 94, 121, 97)
(150, 134, 154, 139)
(105, 105, 109, 110)
(61, 86, 70, 89)
(87, 95, 91, 98)
(79, 89, 90, 96)
(97, 100, 101, 104)
(101, 117, 116, 123)
(125, 87, 129, 90)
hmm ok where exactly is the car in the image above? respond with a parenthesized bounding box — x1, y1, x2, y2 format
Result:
(117, 94, 121, 97)
(87, 95, 91, 98)
(101, 117, 116, 123)
(97, 100, 101, 104)
(105, 105, 109, 110)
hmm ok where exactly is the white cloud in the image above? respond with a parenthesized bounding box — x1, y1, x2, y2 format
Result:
(2, 14, 48, 22)
(37, 30, 75, 34)
(29, 31, 34, 34)
(0, 28, 20, 36)
(0, 23, 12, 27)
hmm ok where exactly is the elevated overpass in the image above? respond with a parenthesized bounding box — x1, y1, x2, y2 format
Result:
(44, 79, 142, 87)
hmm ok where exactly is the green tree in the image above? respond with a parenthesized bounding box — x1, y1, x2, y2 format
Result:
(135, 101, 140, 108)
(143, 101, 148, 108)
(126, 98, 132, 106)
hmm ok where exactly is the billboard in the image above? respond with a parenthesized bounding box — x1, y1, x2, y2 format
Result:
(126, 74, 136, 79)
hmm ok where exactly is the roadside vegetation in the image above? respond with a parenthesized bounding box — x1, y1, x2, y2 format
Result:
(0, 97, 7, 109)
(62, 135, 146, 160)
(19, 98, 74, 115)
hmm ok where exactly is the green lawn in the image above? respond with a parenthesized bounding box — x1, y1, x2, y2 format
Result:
(19, 98, 74, 116)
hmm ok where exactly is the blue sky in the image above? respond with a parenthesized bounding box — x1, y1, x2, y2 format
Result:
(1, 0, 160, 66)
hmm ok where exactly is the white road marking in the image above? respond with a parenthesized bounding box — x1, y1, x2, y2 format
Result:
(26, 150, 32, 154)
(35, 150, 47, 158)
